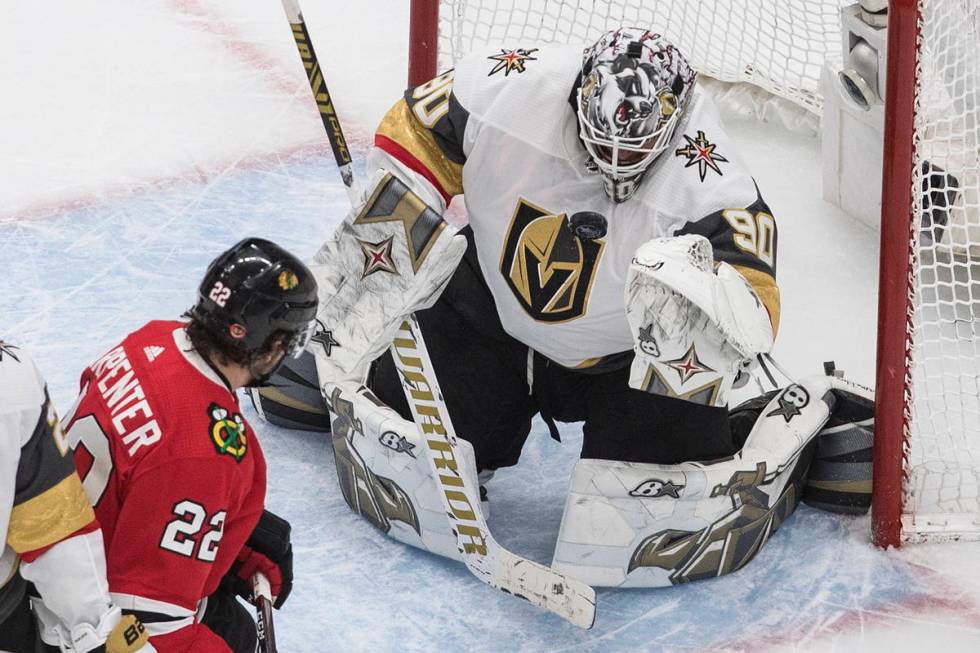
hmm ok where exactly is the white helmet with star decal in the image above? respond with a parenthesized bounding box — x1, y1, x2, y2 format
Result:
(577, 28, 697, 202)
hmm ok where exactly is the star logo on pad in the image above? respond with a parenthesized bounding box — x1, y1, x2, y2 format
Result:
(487, 48, 539, 76)
(358, 237, 398, 278)
(664, 344, 714, 384)
(675, 130, 729, 181)
(311, 320, 340, 357)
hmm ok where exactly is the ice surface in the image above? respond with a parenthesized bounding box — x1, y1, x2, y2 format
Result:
(2, 1, 980, 651)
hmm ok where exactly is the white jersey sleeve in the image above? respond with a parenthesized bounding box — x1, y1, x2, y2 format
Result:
(0, 344, 147, 652)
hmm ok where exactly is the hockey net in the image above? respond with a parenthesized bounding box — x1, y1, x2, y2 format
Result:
(408, 0, 980, 544)
(875, 0, 980, 544)
(410, 0, 846, 112)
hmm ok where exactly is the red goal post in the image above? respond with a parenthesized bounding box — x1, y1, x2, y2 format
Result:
(872, 0, 918, 549)
(409, 0, 439, 87)
(873, 0, 980, 545)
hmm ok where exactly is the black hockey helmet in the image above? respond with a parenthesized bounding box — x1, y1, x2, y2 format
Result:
(188, 238, 319, 361)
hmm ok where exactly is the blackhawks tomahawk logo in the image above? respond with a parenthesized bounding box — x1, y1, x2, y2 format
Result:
(487, 48, 539, 76)
(675, 130, 728, 181)
(208, 403, 247, 462)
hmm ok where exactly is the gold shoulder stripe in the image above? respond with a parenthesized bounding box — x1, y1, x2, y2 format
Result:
(376, 99, 463, 199)
(732, 264, 781, 337)
(8, 473, 95, 554)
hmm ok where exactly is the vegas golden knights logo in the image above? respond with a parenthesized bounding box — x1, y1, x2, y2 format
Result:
(499, 199, 604, 322)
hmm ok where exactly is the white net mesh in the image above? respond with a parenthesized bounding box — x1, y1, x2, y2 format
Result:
(436, 0, 846, 113)
(906, 0, 980, 540)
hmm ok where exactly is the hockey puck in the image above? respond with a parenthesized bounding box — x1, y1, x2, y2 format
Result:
(569, 211, 607, 240)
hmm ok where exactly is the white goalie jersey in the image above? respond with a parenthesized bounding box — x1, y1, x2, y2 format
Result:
(371, 43, 780, 369)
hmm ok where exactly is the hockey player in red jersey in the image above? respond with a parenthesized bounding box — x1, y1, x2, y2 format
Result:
(65, 238, 318, 652)
(0, 343, 150, 653)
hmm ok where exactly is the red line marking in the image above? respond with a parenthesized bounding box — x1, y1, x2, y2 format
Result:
(3, 1, 371, 223)
(165, 0, 303, 98)
(707, 562, 980, 651)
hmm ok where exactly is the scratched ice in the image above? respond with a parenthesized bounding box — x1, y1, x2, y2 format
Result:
(3, 1, 980, 651)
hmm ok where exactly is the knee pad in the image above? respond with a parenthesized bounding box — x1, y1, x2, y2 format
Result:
(249, 349, 330, 432)
(803, 378, 875, 514)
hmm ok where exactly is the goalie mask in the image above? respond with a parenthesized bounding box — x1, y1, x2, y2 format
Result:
(577, 28, 697, 202)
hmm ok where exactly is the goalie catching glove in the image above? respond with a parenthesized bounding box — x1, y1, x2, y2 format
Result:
(625, 234, 774, 408)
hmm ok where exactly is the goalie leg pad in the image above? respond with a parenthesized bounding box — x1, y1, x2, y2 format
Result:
(325, 381, 476, 561)
(803, 378, 875, 514)
(552, 375, 835, 587)
(249, 349, 330, 432)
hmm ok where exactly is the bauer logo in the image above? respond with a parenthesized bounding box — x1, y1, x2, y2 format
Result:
(766, 384, 810, 422)
(379, 431, 417, 458)
(630, 478, 682, 498)
(310, 320, 340, 357)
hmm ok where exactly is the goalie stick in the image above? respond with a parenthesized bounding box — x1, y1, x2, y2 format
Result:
(280, 0, 359, 203)
(390, 316, 596, 628)
(278, 0, 596, 628)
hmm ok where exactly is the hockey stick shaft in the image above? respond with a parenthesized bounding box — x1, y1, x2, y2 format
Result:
(253, 572, 278, 653)
(390, 317, 596, 628)
(279, 1, 594, 628)
(280, 0, 359, 203)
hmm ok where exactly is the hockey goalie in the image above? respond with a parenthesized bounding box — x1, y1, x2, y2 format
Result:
(258, 27, 874, 588)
